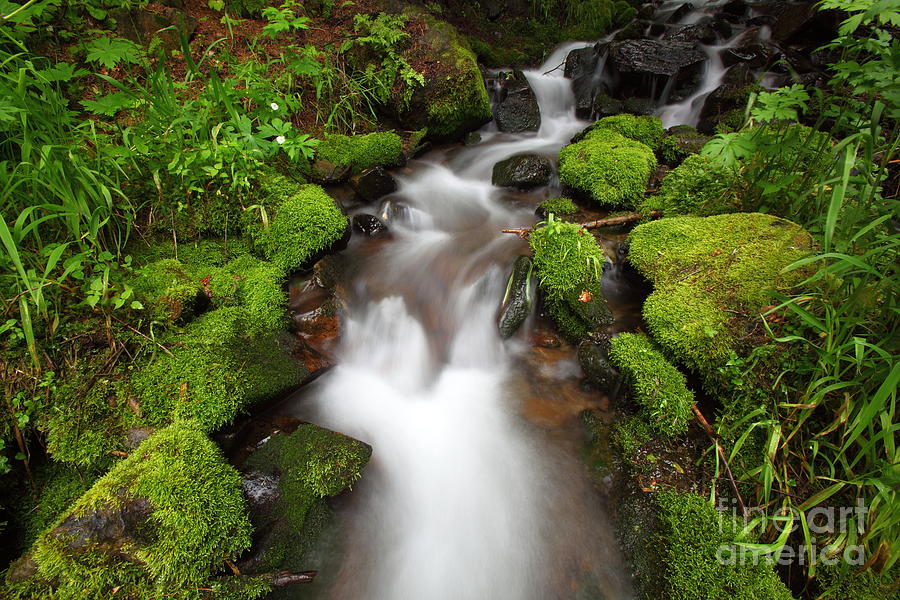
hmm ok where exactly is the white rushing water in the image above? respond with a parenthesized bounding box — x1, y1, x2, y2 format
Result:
(292, 44, 632, 600)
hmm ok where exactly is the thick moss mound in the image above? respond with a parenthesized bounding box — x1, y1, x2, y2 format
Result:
(659, 125, 710, 165)
(538, 197, 578, 216)
(245, 174, 348, 272)
(315, 132, 404, 173)
(133, 306, 305, 431)
(12, 423, 254, 599)
(629, 490, 796, 600)
(640, 154, 739, 217)
(582, 114, 665, 150)
(628, 213, 812, 379)
(530, 219, 612, 341)
(243, 424, 372, 572)
(559, 129, 656, 207)
(610, 333, 693, 438)
(393, 15, 492, 140)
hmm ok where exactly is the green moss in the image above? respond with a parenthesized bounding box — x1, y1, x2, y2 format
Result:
(244, 424, 372, 572)
(585, 114, 665, 150)
(649, 490, 795, 600)
(15, 464, 98, 550)
(130, 259, 202, 322)
(44, 372, 135, 469)
(611, 414, 654, 458)
(316, 132, 403, 173)
(24, 422, 252, 600)
(538, 197, 578, 216)
(132, 307, 305, 431)
(531, 220, 611, 341)
(815, 564, 899, 600)
(659, 125, 709, 165)
(561, 0, 636, 40)
(609, 333, 693, 438)
(224, 0, 267, 16)
(248, 181, 347, 273)
(628, 213, 812, 380)
(559, 129, 657, 208)
(640, 154, 740, 217)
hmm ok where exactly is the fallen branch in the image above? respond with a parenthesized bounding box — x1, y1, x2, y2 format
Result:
(692, 404, 747, 517)
(272, 571, 317, 586)
(501, 211, 660, 239)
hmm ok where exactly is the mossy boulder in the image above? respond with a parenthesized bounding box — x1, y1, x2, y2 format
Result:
(622, 489, 795, 600)
(530, 220, 612, 342)
(240, 423, 372, 573)
(245, 172, 348, 273)
(575, 114, 665, 150)
(391, 14, 492, 141)
(537, 197, 578, 217)
(130, 259, 204, 322)
(559, 129, 657, 208)
(8, 423, 255, 599)
(628, 213, 813, 381)
(609, 333, 693, 438)
(132, 307, 306, 432)
(314, 132, 404, 176)
(639, 154, 740, 217)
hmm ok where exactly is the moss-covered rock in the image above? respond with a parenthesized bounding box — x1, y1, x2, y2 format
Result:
(559, 129, 657, 208)
(315, 132, 404, 174)
(639, 154, 740, 217)
(392, 14, 492, 141)
(530, 219, 612, 342)
(578, 114, 665, 150)
(241, 423, 372, 573)
(132, 306, 305, 432)
(610, 333, 693, 438)
(244, 174, 348, 273)
(130, 259, 203, 322)
(8, 423, 255, 600)
(623, 489, 795, 600)
(628, 213, 812, 381)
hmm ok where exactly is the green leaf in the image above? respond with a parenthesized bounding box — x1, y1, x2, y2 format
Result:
(85, 36, 144, 70)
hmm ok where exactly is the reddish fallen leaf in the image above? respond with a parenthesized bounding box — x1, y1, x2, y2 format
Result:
(578, 290, 592, 303)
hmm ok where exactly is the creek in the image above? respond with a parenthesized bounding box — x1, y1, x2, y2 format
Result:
(276, 1, 775, 597)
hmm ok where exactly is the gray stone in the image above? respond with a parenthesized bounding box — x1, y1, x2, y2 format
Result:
(498, 256, 534, 339)
(493, 70, 541, 133)
(491, 154, 552, 188)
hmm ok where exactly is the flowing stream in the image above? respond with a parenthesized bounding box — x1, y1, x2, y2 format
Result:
(282, 4, 756, 596)
(286, 45, 632, 600)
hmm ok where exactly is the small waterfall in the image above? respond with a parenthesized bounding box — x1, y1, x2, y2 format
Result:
(657, 36, 738, 128)
(290, 44, 632, 600)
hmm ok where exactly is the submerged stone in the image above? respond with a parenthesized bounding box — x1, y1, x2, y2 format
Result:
(350, 166, 397, 203)
(352, 213, 389, 237)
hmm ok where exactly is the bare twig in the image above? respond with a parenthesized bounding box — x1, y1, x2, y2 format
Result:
(692, 404, 747, 516)
(502, 211, 660, 240)
(109, 314, 175, 358)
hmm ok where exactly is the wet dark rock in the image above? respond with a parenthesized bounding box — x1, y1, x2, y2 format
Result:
(310, 159, 350, 183)
(51, 496, 155, 554)
(350, 166, 396, 203)
(662, 22, 717, 45)
(464, 132, 482, 146)
(378, 199, 412, 223)
(745, 15, 776, 27)
(613, 19, 648, 41)
(482, 0, 505, 20)
(721, 0, 748, 20)
(608, 39, 706, 99)
(493, 70, 541, 133)
(709, 17, 733, 39)
(498, 255, 534, 339)
(769, 48, 818, 74)
(721, 43, 771, 69)
(491, 154, 552, 188)
(593, 94, 624, 118)
(564, 44, 603, 80)
(577, 339, 622, 394)
(697, 75, 758, 134)
(242, 471, 281, 510)
(647, 22, 667, 37)
(637, 3, 656, 19)
(352, 213, 389, 238)
(114, 7, 197, 51)
(666, 2, 694, 23)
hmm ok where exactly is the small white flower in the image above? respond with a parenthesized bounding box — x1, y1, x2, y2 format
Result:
(270, 102, 279, 111)
(275, 135, 286, 145)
